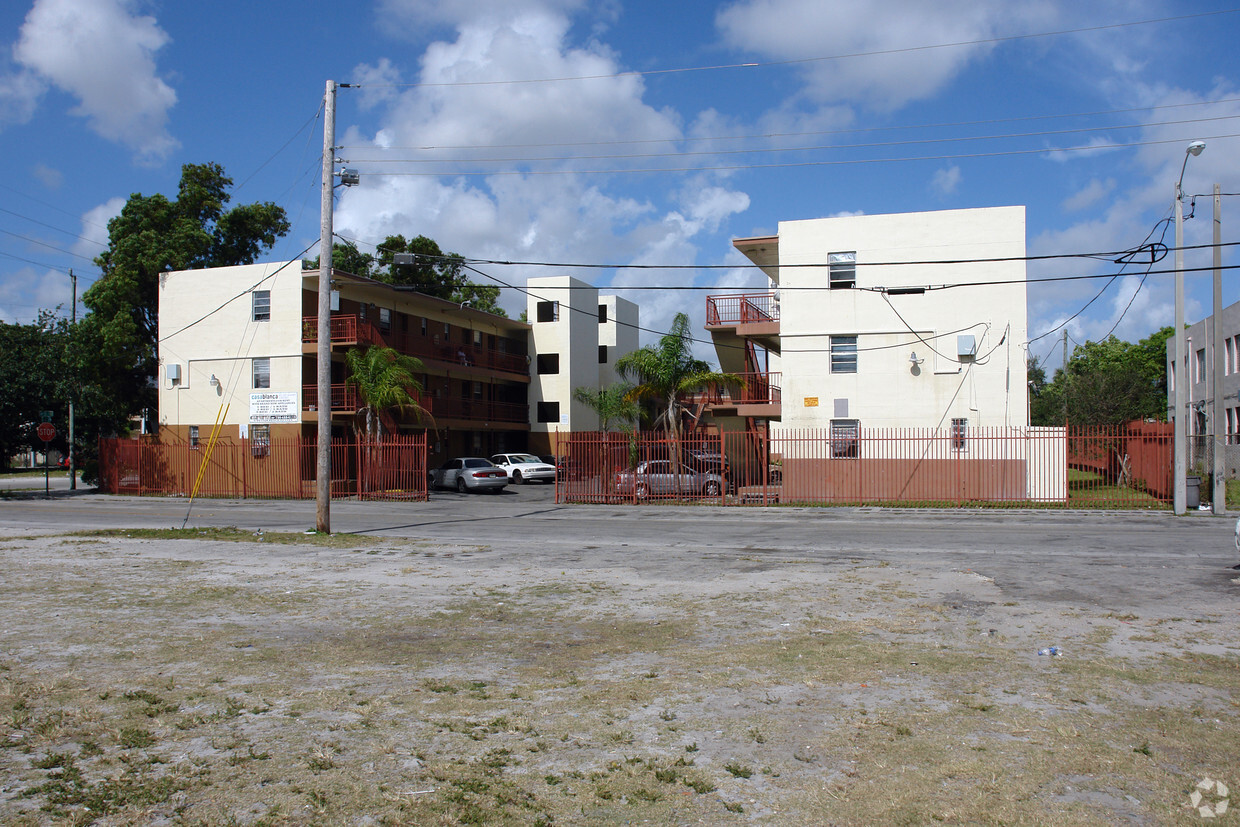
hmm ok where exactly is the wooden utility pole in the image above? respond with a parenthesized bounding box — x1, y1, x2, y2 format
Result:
(316, 80, 336, 533)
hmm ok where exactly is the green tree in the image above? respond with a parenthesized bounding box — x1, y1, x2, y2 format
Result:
(614, 313, 743, 442)
(374, 234, 505, 316)
(0, 314, 71, 468)
(81, 163, 289, 439)
(344, 346, 429, 441)
(573, 383, 641, 432)
(307, 241, 374, 278)
(1030, 327, 1172, 427)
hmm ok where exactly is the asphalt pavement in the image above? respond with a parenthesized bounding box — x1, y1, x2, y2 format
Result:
(1, 481, 1236, 615)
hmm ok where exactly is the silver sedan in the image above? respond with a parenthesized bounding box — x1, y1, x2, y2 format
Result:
(429, 457, 509, 493)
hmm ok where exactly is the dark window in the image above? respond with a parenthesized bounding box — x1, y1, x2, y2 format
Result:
(420, 317, 427, 336)
(189, 425, 199, 448)
(537, 401, 560, 422)
(830, 419, 859, 458)
(598, 304, 607, 323)
(537, 353, 560, 374)
(251, 424, 271, 457)
(379, 307, 391, 333)
(830, 336, 857, 374)
(951, 418, 968, 451)
(252, 290, 271, 322)
(829, 252, 856, 289)
(253, 357, 271, 389)
(598, 344, 608, 364)
(537, 301, 559, 322)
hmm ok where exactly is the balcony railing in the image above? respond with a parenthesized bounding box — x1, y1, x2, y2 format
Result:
(685, 372, 781, 407)
(303, 384, 528, 424)
(705, 293, 780, 326)
(302, 314, 529, 376)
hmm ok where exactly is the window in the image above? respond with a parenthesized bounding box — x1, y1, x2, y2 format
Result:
(1229, 408, 1238, 445)
(252, 357, 270, 389)
(537, 301, 559, 322)
(598, 304, 608, 323)
(951, 418, 968, 451)
(379, 307, 391, 333)
(830, 419, 860, 458)
(189, 425, 199, 448)
(830, 336, 857, 373)
(537, 401, 560, 422)
(420, 316, 427, 336)
(1227, 336, 1235, 376)
(598, 345, 608, 364)
(1195, 348, 1206, 383)
(252, 290, 270, 322)
(537, 353, 560, 374)
(829, 252, 856, 289)
(251, 424, 270, 457)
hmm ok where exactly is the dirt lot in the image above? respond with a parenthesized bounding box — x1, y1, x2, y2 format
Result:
(0, 525, 1237, 825)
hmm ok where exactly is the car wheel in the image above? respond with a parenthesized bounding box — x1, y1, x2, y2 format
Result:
(457, 477, 468, 494)
(513, 470, 524, 485)
(704, 480, 721, 496)
(634, 482, 649, 500)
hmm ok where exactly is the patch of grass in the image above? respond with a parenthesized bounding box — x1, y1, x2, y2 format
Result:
(724, 762, 752, 778)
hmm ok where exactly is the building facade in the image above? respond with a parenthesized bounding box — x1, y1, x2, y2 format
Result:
(1166, 298, 1240, 471)
(157, 262, 637, 465)
(526, 276, 639, 455)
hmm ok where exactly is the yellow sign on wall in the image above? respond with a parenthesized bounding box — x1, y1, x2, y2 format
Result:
(804, 397, 819, 407)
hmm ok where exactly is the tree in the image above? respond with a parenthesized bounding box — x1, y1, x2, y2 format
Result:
(1030, 327, 1173, 427)
(344, 346, 429, 441)
(573, 383, 641, 432)
(81, 163, 289, 439)
(0, 314, 70, 468)
(374, 235, 506, 316)
(614, 313, 743, 442)
(307, 241, 374, 278)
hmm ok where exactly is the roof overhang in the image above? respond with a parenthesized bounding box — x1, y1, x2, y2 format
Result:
(732, 235, 780, 282)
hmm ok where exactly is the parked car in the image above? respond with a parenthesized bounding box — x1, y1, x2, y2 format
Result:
(489, 453, 557, 484)
(429, 457, 509, 493)
(614, 459, 726, 499)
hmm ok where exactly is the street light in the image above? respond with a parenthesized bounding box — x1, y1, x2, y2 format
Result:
(1174, 140, 1205, 515)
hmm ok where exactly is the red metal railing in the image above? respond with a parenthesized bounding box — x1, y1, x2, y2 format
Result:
(302, 383, 358, 412)
(302, 314, 529, 376)
(556, 423, 1173, 508)
(98, 434, 428, 501)
(687, 372, 781, 406)
(705, 293, 780, 326)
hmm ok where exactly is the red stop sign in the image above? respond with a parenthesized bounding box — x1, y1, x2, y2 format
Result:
(37, 423, 56, 442)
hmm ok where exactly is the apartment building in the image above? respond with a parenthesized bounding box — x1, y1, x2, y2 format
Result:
(525, 275, 639, 455)
(1166, 298, 1240, 468)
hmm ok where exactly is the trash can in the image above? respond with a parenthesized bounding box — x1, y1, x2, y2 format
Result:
(1186, 476, 1201, 509)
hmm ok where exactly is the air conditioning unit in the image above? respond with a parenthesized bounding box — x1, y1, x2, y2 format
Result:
(167, 363, 181, 382)
(957, 335, 977, 360)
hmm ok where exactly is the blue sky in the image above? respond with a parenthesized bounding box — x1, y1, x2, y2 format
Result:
(2, 0, 1240, 371)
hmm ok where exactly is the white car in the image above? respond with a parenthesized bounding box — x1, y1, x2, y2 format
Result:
(490, 453, 557, 485)
(430, 457, 509, 493)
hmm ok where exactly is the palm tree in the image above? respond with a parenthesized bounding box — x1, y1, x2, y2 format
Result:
(344, 345, 429, 441)
(614, 312, 743, 444)
(573, 383, 642, 433)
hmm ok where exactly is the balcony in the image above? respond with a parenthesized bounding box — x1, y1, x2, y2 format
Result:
(705, 293, 779, 326)
(302, 314, 530, 377)
(302, 384, 528, 425)
(685, 372, 781, 420)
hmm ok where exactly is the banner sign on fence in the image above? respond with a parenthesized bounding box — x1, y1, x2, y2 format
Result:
(249, 392, 299, 423)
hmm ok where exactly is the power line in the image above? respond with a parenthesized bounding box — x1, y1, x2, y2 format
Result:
(346, 9, 1240, 90)
(353, 132, 1240, 176)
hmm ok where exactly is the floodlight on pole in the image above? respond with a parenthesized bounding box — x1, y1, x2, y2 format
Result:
(1173, 140, 1205, 515)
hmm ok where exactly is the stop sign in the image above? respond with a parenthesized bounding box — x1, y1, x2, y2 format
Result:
(37, 423, 56, 442)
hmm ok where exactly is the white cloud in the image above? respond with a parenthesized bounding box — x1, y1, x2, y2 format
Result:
(352, 58, 402, 111)
(74, 197, 124, 260)
(378, 0, 588, 30)
(930, 165, 961, 195)
(14, 0, 178, 163)
(31, 162, 62, 189)
(0, 68, 45, 127)
(715, 0, 1057, 110)
(1061, 178, 1115, 212)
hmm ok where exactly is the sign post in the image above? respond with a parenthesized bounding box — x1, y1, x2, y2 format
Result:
(37, 422, 56, 498)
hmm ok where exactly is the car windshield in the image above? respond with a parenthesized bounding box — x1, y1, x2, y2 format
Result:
(463, 458, 491, 468)
(509, 454, 541, 463)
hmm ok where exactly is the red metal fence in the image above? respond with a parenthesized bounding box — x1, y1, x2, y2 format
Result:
(98, 435, 428, 501)
(556, 423, 1173, 508)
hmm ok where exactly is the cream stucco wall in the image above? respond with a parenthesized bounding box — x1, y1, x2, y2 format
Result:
(598, 295, 638, 387)
(158, 261, 304, 435)
(775, 206, 1028, 432)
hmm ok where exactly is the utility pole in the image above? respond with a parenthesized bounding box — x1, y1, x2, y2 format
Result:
(1062, 329, 1068, 424)
(68, 268, 76, 490)
(316, 80, 336, 533)
(1212, 184, 1225, 514)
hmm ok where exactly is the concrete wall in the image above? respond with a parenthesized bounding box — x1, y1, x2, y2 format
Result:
(159, 261, 305, 437)
(775, 206, 1028, 433)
